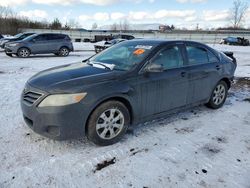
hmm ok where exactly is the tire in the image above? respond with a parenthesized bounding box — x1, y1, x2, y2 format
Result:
(5, 53, 12, 57)
(87, 101, 130, 146)
(59, 47, 69, 57)
(17, 47, 30, 58)
(206, 81, 228, 109)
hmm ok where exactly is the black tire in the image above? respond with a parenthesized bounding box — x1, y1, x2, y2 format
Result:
(87, 101, 130, 146)
(17, 47, 30, 58)
(206, 80, 228, 109)
(5, 53, 12, 57)
(59, 47, 70, 57)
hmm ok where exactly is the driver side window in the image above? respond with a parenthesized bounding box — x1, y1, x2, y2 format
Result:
(152, 46, 184, 70)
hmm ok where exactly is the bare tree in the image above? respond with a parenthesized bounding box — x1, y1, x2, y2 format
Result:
(110, 23, 118, 31)
(230, 0, 249, 28)
(67, 19, 80, 29)
(92, 23, 98, 30)
(120, 19, 130, 31)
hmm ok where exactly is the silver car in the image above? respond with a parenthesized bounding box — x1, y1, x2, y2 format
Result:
(4, 33, 74, 58)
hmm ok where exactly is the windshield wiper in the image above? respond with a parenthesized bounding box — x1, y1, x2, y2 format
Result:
(92, 62, 112, 70)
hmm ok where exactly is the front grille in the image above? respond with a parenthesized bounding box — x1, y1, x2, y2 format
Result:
(23, 91, 43, 105)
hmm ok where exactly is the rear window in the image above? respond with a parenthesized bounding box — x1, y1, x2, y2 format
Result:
(208, 50, 219, 63)
(186, 46, 209, 65)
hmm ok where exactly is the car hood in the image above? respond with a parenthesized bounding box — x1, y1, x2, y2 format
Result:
(2, 37, 18, 41)
(6, 40, 23, 45)
(28, 62, 120, 93)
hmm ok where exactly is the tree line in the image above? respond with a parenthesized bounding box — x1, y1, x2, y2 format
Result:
(0, 6, 75, 35)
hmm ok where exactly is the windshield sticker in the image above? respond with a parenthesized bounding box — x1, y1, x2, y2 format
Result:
(135, 45, 153, 50)
(133, 49, 145, 55)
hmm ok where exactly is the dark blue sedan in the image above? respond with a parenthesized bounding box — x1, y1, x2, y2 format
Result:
(21, 40, 237, 145)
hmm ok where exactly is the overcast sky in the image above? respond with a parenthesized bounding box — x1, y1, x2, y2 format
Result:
(0, 0, 250, 29)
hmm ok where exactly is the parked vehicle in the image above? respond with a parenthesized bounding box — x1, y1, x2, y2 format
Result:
(112, 34, 135, 40)
(220, 37, 250, 46)
(21, 40, 237, 146)
(94, 39, 127, 53)
(0, 32, 35, 49)
(4, 33, 73, 58)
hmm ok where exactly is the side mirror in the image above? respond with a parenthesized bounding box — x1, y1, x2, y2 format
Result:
(145, 63, 164, 73)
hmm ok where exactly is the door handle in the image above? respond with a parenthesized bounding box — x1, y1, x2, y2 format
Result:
(216, 65, 222, 70)
(181, 72, 187, 77)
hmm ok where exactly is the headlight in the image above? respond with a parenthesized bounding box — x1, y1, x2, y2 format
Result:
(8, 43, 18, 47)
(38, 93, 87, 107)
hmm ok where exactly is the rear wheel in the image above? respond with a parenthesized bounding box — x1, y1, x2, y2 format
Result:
(87, 101, 130, 146)
(59, 47, 69, 57)
(17, 47, 30, 58)
(206, 81, 228, 109)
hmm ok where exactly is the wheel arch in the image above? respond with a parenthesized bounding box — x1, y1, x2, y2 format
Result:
(85, 96, 134, 134)
(59, 46, 70, 51)
(220, 77, 231, 89)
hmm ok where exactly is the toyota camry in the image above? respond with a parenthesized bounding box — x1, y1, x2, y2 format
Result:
(21, 40, 237, 146)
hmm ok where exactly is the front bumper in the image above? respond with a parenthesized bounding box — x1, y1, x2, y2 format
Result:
(4, 46, 18, 54)
(21, 85, 88, 140)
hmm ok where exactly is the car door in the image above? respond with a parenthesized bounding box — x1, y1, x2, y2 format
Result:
(30, 34, 50, 54)
(137, 44, 189, 117)
(47, 34, 62, 52)
(184, 42, 221, 104)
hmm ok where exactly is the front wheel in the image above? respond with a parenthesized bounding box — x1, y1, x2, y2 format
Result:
(87, 101, 130, 146)
(17, 47, 30, 58)
(206, 81, 228, 109)
(5, 53, 12, 57)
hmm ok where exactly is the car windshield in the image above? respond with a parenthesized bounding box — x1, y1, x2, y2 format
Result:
(23, 34, 37, 41)
(13, 33, 23, 38)
(89, 41, 156, 71)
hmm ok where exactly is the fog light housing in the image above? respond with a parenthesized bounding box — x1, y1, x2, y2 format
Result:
(46, 126, 60, 136)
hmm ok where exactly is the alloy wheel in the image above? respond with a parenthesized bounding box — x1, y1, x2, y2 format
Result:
(96, 108, 125, 140)
(19, 49, 30, 58)
(60, 48, 69, 56)
(212, 84, 226, 105)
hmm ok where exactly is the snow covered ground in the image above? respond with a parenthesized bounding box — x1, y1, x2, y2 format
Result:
(0, 43, 249, 188)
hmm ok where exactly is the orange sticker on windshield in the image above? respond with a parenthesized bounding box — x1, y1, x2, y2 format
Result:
(133, 49, 145, 55)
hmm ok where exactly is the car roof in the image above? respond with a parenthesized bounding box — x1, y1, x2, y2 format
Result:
(127, 39, 205, 46)
(22, 32, 35, 35)
(37, 33, 67, 35)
